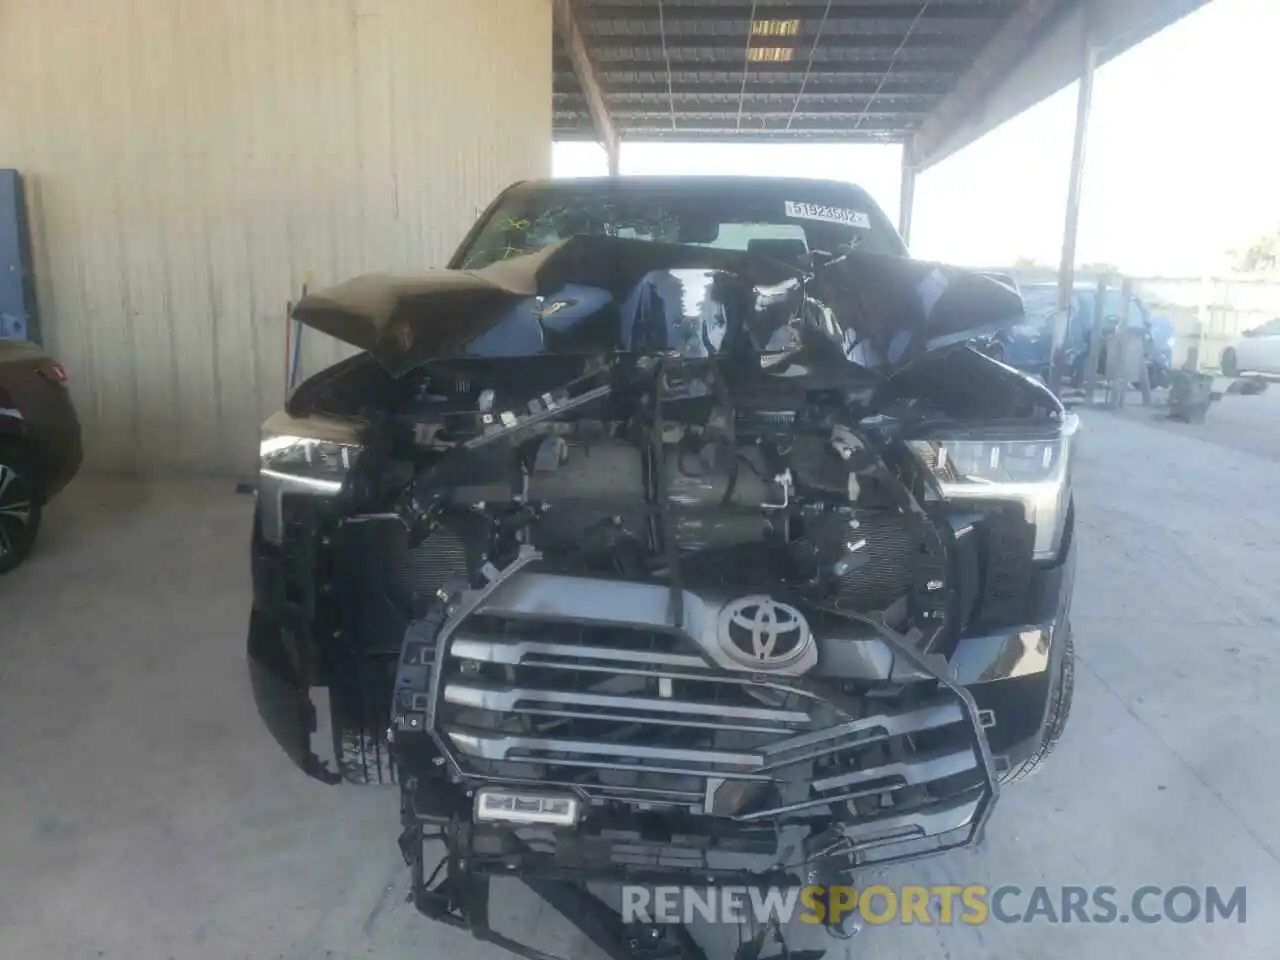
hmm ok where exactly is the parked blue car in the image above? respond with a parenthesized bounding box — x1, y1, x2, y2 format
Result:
(979, 282, 1175, 387)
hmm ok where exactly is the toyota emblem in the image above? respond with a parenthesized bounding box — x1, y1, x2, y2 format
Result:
(717, 596, 812, 668)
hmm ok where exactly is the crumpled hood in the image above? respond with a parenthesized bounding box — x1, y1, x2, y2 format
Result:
(291, 236, 1025, 377)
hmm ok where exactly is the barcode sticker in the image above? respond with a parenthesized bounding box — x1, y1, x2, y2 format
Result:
(784, 201, 872, 230)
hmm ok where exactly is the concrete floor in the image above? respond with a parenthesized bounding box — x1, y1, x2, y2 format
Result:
(1107, 383, 1280, 463)
(3, 406, 1279, 960)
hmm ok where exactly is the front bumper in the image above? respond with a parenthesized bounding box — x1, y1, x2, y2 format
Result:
(4, 372, 82, 500)
(40, 404, 82, 500)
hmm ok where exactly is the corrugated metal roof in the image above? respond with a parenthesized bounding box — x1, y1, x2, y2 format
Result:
(554, 0, 1027, 142)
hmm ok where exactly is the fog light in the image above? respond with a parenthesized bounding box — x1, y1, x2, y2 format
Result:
(474, 789, 580, 826)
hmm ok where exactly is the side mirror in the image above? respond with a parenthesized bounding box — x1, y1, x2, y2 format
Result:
(1242, 329, 1258, 338)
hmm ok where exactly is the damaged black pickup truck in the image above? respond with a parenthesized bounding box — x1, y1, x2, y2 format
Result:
(248, 176, 1076, 960)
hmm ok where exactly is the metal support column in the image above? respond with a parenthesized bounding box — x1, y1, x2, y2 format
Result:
(1081, 272, 1108, 400)
(898, 138, 917, 247)
(1048, 12, 1099, 395)
(1108, 276, 1136, 408)
(554, 0, 619, 178)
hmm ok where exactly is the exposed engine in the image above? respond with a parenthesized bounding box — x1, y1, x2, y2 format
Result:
(295, 348, 1005, 901)
(377, 360, 945, 621)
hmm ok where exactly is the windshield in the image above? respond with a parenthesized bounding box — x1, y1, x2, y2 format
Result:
(454, 180, 906, 270)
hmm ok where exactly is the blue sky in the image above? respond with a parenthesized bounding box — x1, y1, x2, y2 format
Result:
(554, 0, 1278, 276)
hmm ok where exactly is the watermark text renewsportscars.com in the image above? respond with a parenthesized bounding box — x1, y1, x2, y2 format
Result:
(622, 885, 1247, 927)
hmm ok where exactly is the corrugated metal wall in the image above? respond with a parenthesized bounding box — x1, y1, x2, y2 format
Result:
(0, 0, 552, 473)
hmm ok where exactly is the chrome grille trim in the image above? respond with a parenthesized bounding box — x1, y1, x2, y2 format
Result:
(842, 791, 985, 847)
(476, 572, 817, 677)
(437, 609, 978, 811)
(810, 748, 978, 794)
(757, 702, 965, 770)
(417, 559, 998, 863)
(450, 633, 708, 670)
(448, 729, 767, 770)
(762, 702, 963, 755)
(443, 682, 810, 727)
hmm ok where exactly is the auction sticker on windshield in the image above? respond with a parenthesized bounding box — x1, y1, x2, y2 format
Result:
(784, 201, 871, 229)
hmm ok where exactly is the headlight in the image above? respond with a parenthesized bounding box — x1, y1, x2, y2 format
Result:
(908, 414, 1079, 561)
(257, 412, 364, 544)
(260, 433, 359, 488)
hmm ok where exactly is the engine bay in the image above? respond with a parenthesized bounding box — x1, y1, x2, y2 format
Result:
(250, 236, 1076, 960)
(287, 345, 1049, 841)
(329, 355, 963, 628)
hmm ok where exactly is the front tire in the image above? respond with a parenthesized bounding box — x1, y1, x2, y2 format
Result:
(0, 444, 43, 575)
(1001, 626, 1074, 783)
(1222, 348, 1239, 377)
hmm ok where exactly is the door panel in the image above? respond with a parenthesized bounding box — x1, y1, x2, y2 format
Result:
(1240, 320, 1280, 373)
(1257, 334, 1280, 374)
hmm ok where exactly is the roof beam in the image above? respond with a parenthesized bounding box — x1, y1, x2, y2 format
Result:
(911, 0, 1076, 169)
(555, 127, 903, 143)
(912, 0, 1207, 169)
(552, 0, 619, 172)
(584, 107, 931, 120)
(585, 35, 981, 51)
(579, 3, 1020, 22)
(553, 60, 960, 80)
(559, 94, 942, 109)
(580, 49, 975, 68)
(559, 79, 950, 97)
(559, 95, 933, 114)
(612, 117, 906, 133)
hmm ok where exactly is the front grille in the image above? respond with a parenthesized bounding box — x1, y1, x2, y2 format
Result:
(424, 570, 994, 861)
(441, 617, 815, 808)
